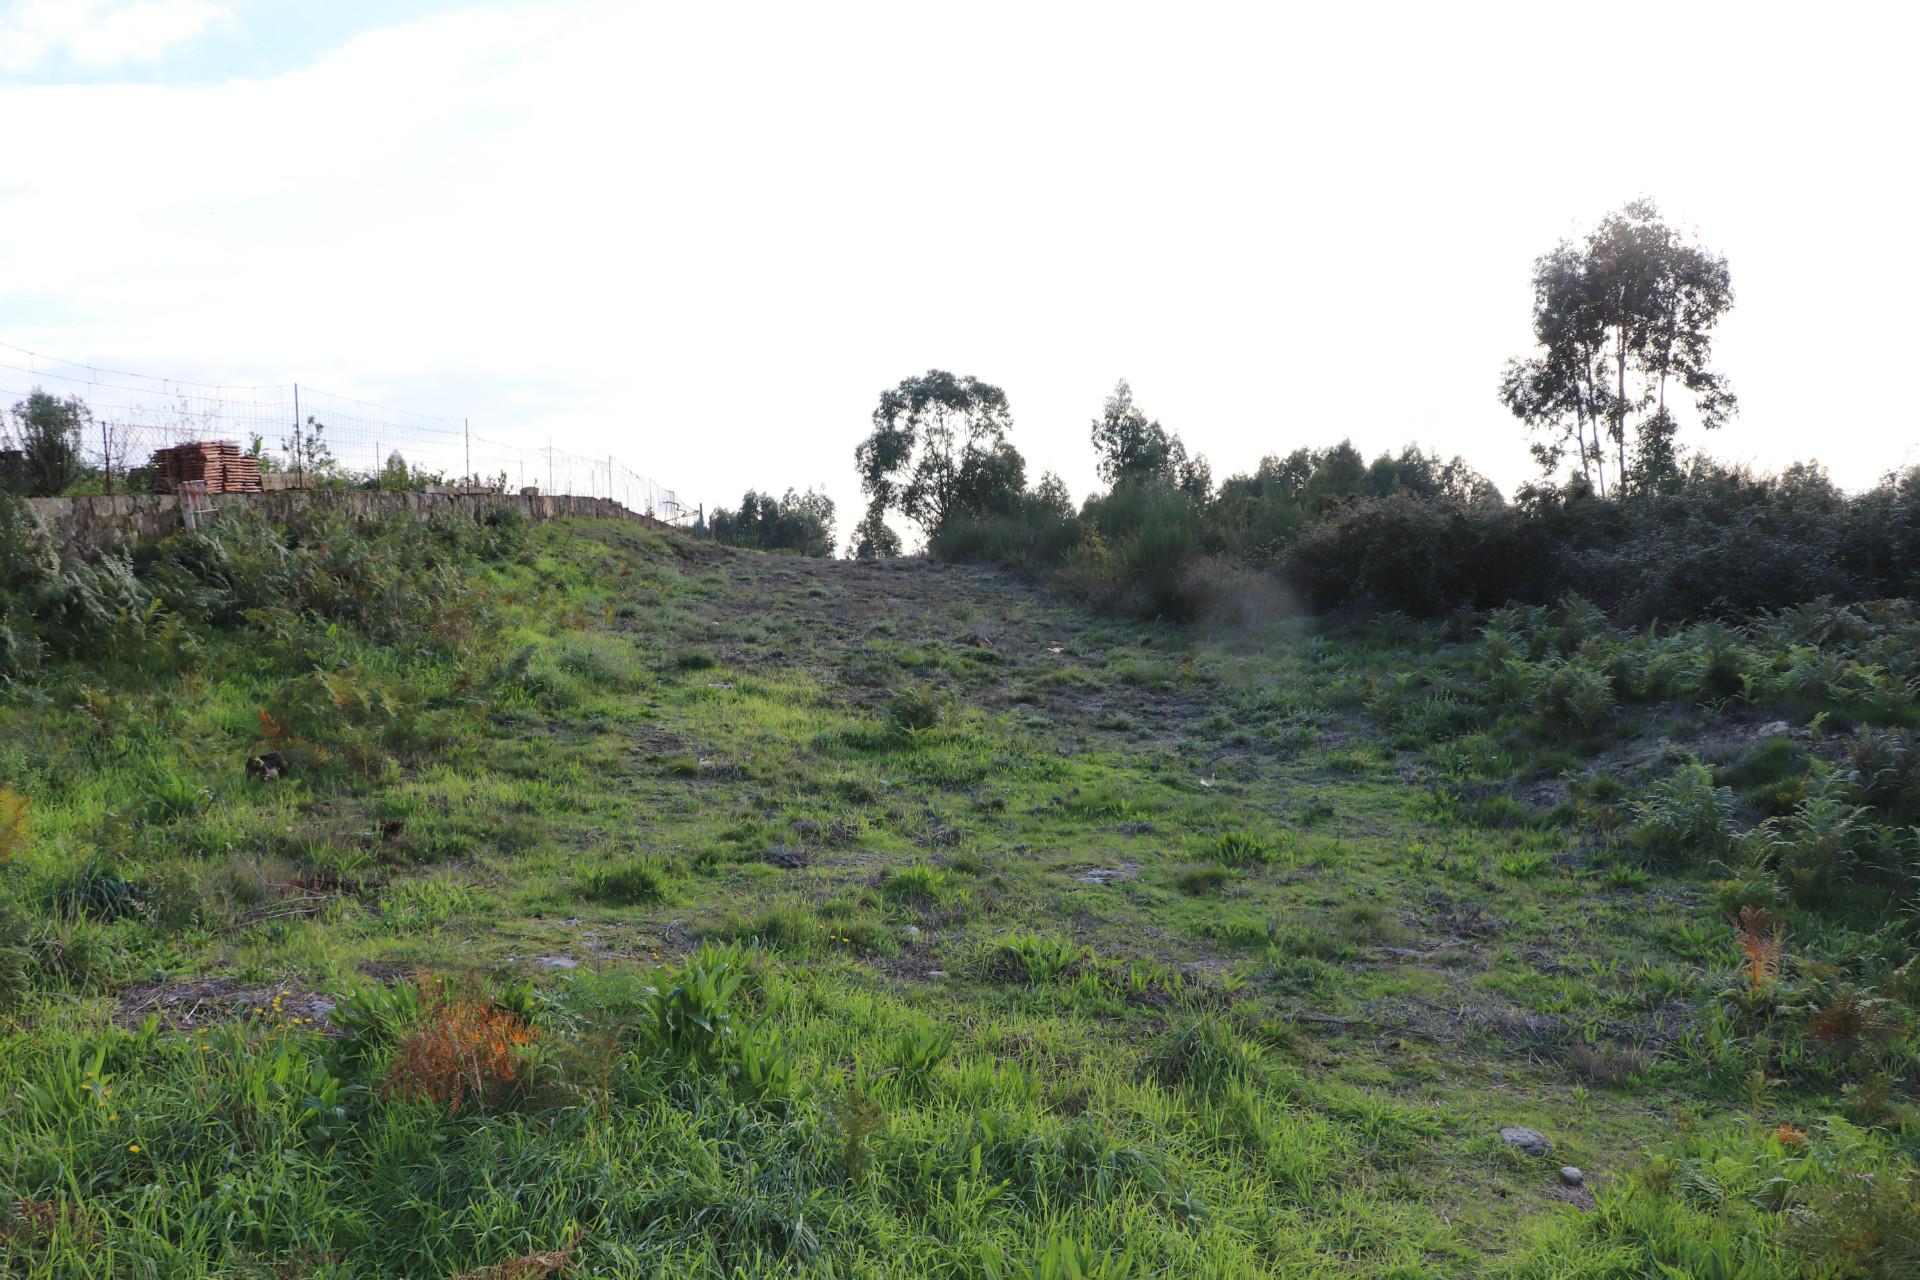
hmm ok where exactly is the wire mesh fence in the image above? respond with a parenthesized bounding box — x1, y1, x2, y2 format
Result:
(0, 340, 687, 520)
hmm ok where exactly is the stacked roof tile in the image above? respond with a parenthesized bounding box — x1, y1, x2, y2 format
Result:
(150, 441, 264, 493)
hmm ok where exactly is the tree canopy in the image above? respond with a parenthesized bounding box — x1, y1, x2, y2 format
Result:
(2, 390, 90, 497)
(1500, 200, 1735, 495)
(1089, 380, 1210, 500)
(851, 370, 1027, 555)
(708, 487, 836, 558)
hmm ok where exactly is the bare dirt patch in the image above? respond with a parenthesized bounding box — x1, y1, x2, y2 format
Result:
(115, 977, 339, 1031)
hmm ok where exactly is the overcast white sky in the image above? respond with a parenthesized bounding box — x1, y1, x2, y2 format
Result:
(2, 0, 1915, 538)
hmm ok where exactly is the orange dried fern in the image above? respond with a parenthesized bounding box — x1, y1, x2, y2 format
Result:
(1809, 991, 1901, 1049)
(1731, 906, 1782, 991)
(384, 980, 536, 1114)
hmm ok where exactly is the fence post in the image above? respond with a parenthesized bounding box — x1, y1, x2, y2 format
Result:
(465, 418, 471, 485)
(292, 383, 302, 481)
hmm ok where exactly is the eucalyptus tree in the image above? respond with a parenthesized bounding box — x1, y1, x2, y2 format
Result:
(1501, 200, 1735, 495)
(1089, 379, 1211, 500)
(852, 370, 1026, 549)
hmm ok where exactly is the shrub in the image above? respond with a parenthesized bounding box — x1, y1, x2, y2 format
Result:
(1845, 727, 1920, 825)
(1110, 489, 1205, 620)
(886, 686, 942, 738)
(1713, 736, 1811, 817)
(1285, 492, 1489, 616)
(1535, 660, 1616, 730)
(1747, 794, 1882, 907)
(930, 498, 1082, 570)
(933, 455, 1920, 625)
(1627, 761, 1736, 866)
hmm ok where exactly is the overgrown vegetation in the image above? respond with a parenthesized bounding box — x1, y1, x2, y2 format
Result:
(929, 423, 1919, 624)
(3, 427, 1917, 1273)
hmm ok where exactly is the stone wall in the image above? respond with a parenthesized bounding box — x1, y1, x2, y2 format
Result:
(21, 489, 675, 555)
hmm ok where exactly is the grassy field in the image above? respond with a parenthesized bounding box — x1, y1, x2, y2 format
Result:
(1, 512, 1915, 1277)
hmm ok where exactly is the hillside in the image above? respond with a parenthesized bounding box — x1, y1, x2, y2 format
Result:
(1, 511, 1915, 1277)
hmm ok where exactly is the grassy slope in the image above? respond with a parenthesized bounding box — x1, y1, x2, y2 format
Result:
(0, 518, 1904, 1277)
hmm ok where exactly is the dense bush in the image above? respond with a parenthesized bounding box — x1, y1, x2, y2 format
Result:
(1284, 491, 1491, 616)
(941, 453, 1918, 624)
(925, 485, 1081, 570)
(1285, 463, 1920, 620)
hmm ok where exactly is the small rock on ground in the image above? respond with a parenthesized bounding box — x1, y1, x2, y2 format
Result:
(1499, 1126, 1552, 1157)
(1560, 1166, 1585, 1186)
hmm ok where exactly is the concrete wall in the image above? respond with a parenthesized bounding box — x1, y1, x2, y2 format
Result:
(22, 489, 674, 555)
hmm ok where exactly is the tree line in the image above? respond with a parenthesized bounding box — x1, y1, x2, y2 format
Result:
(833, 201, 1917, 621)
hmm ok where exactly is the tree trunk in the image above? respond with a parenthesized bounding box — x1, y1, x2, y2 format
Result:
(1615, 322, 1629, 492)
(1572, 395, 1592, 492)
(1580, 350, 1607, 497)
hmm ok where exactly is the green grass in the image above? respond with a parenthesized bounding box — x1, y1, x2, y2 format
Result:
(0, 506, 1915, 1276)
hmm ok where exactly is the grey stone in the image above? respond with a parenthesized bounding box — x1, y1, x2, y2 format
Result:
(1073, 862, 1139, 886)
(1498, 1126, 1552, 1157)
(1559, 1166, 1584, 1186)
